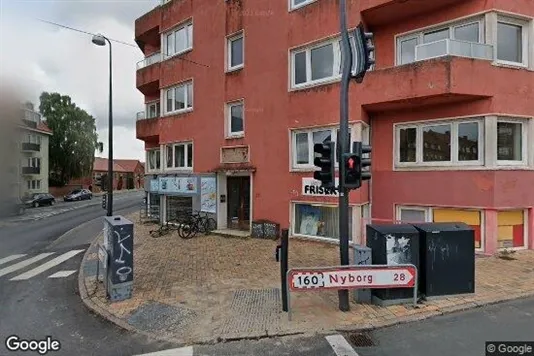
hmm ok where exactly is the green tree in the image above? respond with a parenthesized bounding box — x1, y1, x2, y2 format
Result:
(39, 92, 103, 186)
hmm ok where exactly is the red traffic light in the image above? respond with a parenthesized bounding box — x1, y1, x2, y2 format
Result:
(348, 158, 354, 169)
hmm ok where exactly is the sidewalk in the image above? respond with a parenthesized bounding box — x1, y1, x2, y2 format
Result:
(79, 213, 534, 346)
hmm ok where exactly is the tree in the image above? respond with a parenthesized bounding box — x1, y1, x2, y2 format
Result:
(39, 92, 103, 186)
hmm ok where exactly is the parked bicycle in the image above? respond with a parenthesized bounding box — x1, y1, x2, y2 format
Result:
(175, 210, 217, 239)
(149, 221, 180, 238)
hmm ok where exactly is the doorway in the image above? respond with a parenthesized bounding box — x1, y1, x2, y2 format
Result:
(227, 176, 250, 231)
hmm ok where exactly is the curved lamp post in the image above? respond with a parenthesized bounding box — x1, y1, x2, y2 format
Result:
(92, 33, 113, 217)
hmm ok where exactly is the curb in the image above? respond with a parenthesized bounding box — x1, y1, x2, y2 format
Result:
(78, 234, 534, 346)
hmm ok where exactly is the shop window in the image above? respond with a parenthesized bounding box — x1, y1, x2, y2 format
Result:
(497, 210, 525, 248)
(148, 193, 160, 219)
(433, 208, 482, 249)
(293, 203, 352, 240)
(165, 196, 193, 222)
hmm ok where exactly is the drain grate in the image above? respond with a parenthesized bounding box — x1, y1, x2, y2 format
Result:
(348, 332, 375, 347)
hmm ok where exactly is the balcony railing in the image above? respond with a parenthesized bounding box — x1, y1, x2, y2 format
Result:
(136, 108, 160, 121)
(136, 52, 161, 70)
(22, 166, 40, 175)
(136, 111, 146, 121)
(415, 39, 494, 62)
(21, 142, 40, 152)
(22, 119, 38, 129)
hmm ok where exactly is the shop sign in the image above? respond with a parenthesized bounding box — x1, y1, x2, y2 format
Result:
(158, 176, 197, 194)
(149, 179, 159, 192)
(301, 177, 339, 197)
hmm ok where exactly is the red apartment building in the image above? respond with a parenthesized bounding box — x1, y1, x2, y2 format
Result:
(135, 0, 534, 254)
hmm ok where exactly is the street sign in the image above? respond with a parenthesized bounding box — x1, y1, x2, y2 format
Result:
(285, 264, 418, 320)
(289, 265, 416, 291)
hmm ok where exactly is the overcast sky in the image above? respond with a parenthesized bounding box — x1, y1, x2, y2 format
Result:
(0, 0, 159, 161)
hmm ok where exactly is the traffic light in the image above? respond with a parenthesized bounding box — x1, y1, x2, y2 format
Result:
(343, 141, 372, 190)
(102, 194, 107, 210)
(313, 141, 335, 188)
(352, 22, 375, 83)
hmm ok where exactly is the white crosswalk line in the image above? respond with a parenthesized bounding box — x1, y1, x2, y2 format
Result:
(0, 253, 55, 278)
(0, 254, 26, 266)
(326, 334, 360, 356)
(48, 270, 77, 278)
(132, 346, 194, 356)
(10, 250, 84, 281)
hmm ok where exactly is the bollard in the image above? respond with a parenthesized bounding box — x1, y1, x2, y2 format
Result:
(280, 228, 289, 312)
(353, 245, 372, 304)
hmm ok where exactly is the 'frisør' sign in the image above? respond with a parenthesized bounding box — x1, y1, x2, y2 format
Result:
(301, 177, 340, 196)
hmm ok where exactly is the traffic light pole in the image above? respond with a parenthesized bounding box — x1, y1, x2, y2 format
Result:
(338, 0, 352, 312)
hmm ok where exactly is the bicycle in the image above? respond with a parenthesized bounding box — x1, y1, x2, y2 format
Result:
(175, 210, 217, 239)
(149, 221, 180, 238)
(190, 210, 217, 235)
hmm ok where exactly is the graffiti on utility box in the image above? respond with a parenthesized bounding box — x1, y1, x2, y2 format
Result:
(106, 220, 134, 285)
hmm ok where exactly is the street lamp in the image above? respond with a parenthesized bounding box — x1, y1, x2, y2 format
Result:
(92, 33, 113, 217)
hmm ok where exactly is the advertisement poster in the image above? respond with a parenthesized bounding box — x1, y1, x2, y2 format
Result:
(298, 205, 320, 236)
(149, 179, 159, 192)
(158, 176, 197, 194)
(385, 234, 412, 265)
(200, 177, 217, 213)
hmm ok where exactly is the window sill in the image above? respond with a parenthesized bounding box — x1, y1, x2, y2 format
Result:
(291, 167, 341, 173)
(163, 167, 193, 172)
(394, 165, 533, 171)
(162, 48, 193, 62)
(226, 133, 244, 140)
(492, 61, 529, 70)
(288, 0, 318, 12)
(290, 76, 341, 92)
(162, 107, 193, 117)
(226, 65, 244, 73)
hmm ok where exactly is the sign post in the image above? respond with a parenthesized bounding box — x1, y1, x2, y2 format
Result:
(286, 264, 417, 321)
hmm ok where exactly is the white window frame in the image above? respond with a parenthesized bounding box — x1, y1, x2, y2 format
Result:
(161, 20, 193, 60)
(396, 205, 433, 223)
(226, 31, 244, 71)
(225, 100, 245, 138)
(496, 118, 528, 166)
(146, 101, 160, 119)
(290, 35, 358, 90)
(395, 17, 485, 65)
(291, 125, 355, 170)
(495, 15, 529, 68)
(164, 142, 193, 170)
(290, 201, 354, 242)
(146, 149, 161, 172)
(162, 80, 193, 115)
(289, 0, 318, 11)
(394, 118, 485, 168)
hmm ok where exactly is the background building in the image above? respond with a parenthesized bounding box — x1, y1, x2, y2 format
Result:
(135, 0, 534, 254)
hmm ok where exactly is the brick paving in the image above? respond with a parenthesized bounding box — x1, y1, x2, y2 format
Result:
(79, 213, 534, 345)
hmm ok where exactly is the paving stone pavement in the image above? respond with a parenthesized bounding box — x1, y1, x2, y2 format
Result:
(79, 213, 534, 346)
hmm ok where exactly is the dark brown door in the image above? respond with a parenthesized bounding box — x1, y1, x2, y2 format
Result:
(227, 176, 251, 231)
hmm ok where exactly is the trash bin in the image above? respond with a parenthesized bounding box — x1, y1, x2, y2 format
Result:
(412, 222, 475, 298)
(366, 224, 420, 306)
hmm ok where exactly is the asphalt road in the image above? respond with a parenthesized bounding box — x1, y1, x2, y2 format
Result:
(1, 190, 533, 356)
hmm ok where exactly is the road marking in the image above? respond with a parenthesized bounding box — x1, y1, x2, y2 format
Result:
(10, 250, 84, 281)
(0, 253, 55, 278)
(326, 334, 360, 356)
(0, 254, 26, 266)
(132, 346, 193, 356)
(48, 270, 77, 278)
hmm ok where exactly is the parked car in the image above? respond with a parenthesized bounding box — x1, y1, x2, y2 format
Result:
(23, 193, 56, 208)
(64, 189, 93, 202)
(0, 198, 25, 217)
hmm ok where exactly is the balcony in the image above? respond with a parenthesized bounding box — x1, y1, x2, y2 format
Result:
(136, 114, 160, 141)
(135, 4, 161, 51)
(22, 166, 40, 175)
(136, 60, 160, 96)
(415, 39, 494, 62)
(22, 119, 38, 129)
(21, 142, 40, 152)
(360, 0, 465, 26)
(137, 52, 161, 70)
(359, 56, 497, 112)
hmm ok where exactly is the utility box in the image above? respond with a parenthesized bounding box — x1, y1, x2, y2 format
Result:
(104, 216, 134, 302)
(412, 222, 475, 298)
(366, 224, 420, 305)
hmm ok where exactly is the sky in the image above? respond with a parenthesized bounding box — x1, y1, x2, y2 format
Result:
(0, 0, 160, 161)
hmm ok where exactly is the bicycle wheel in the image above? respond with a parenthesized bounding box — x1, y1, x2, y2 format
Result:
(150, 229, 162, 238)
(178, 221, 197, 239)
(202, 218, 217, 235)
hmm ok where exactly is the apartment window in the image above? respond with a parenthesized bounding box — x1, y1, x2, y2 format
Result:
(497, 120, 525, 164)
(27, 180, 41, 190)
(227, 32, 244, 70)
(163, 21, 193, 59)
(397, 18, 486, 64)
(290, 0, 316, 10)
(27, 157, 41, 167)
(164, 81, 193, 114)
(146, 102, 160, 119)
(147, 149, 161, 171)
(291, 35, 361, 88)
(293, 203, 352, 240)
(165, 142, 193, 169)
(497, 17, 528, 66)
(292, 126, 352, 168)
(226, 101, 244, 137)
(397, 206, 431, 223)
(396, 118, 483, 166)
